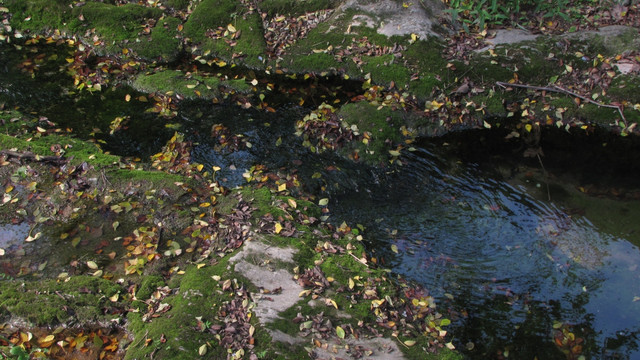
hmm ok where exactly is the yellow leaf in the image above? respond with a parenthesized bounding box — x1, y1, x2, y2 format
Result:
(199, 344, 207, 356)
(251, 79, 258, 86)
(227, 24, 236, 33)
(5, 185, 13, 193)
(197, 263, 206, 269)
(336, 326, 345, 339)
(287, 198, 297, 208)
(274, 222, 283, 234)
(186, 84, 197, 89)
(348, 278, 355, 290)
(330, 299, 338, 309)
(109, 293, 119, 302)
(200, 202, 211, 207)
(86, 261, 98, 270)
(0, 248, 4, 256)
(42, 334, 55, 343)
(391, 244, 399, 253)
(318, 198, 329, 206)
(278, 183, 286, 192)
(525, 124, 533, 132)
(388, 150, 401, 157)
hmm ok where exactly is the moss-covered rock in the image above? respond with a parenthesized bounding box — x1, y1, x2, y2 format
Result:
(183, 0, 267, 68)
(259, 0, 339, 17)
(0, 276, 124, 326)
(131, 69, 251, 100)
(336, 101, 405, 165)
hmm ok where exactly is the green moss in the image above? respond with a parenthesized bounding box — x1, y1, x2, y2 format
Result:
(609, 75, 640, 104)
(182, 0, 237, 43)
(470, 94, 505, 116)
(136, 275, 166, 300)
(130, 17, 183, 62)
(0, 276, 124, 326)
(132, 69, 250, 100)
(164, 0, 190, 11)
(70, 3, 163, 52)
(126, 259, 272, 359)
(183, 0, 267, 68)
(361, 55, 411, 85)
(5, 0, 75, 33)
(336, 101, 404, 165)
(285, 52, 342, 74)
(0, 133, 120, 167)
(259, 0, 338, 17)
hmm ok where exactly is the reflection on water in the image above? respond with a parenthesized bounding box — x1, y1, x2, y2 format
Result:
(0, 222, 30, 250)
(331, 146, 640, 359)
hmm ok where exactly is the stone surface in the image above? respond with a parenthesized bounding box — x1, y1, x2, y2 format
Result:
(340, 0, 447, 39)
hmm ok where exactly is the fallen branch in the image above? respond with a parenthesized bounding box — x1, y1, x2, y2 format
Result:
(348, 252, 369, 268)
(496, 81, 627, 127)
(0, 150, 67, 165)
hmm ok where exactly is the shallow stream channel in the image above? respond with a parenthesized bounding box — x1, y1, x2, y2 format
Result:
(2, 41, 640, 359)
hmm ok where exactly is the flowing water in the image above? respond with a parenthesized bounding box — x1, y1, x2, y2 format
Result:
(2, 41, 640, 359)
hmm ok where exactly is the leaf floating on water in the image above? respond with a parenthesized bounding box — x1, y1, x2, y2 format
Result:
(25, 232, 41, 242)
(633, 296, 640, 302)
(388, 150, 401, 157)
(0, 248, 5, 256)
(391, 244, 399, 254)
(336, 326, 345, 339)
(318, 198, 329, 206)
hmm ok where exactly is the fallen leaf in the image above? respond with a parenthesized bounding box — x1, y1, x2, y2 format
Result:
(336, 326, 345, 339)
(199, 344, 207, 356)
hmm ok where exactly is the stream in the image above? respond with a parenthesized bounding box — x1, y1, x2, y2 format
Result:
(2, 41, 640, 359)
